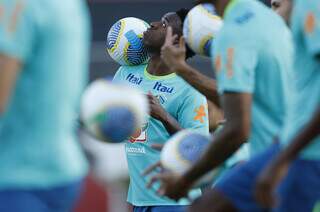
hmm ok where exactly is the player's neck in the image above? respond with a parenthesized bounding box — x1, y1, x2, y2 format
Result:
(147, 55, 174, 76)
(215, 0, 231, 17)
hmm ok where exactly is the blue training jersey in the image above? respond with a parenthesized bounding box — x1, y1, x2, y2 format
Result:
(0, 0, 90, 189)
(212, 0, 294, 156)
(113, 64, 209, 206)
(280, 0, 320, 160)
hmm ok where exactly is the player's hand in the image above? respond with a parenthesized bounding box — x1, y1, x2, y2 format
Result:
(146, 171, 192, 201)
(142, 161, 164, 176)
(147, 92, 167, 121)
(255, 157, 290, 208)
(161, 27, 187, 73)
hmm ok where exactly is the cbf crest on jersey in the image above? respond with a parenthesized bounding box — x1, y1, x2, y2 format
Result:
(129, 122, 149, 143)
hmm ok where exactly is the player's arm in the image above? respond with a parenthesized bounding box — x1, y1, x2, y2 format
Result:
(174, 63, 220, 107)
(161, 27, 220, 107)
(148, 28, 257, 200)
(182, 92, 251, 185)
(277, 106, 320, 161)
(0, 55, 21, 114)
(181, 35, 257, 184)
(0, 1, 32, 115)
(182, 32, 258, 177)
(147, 93, 182, 135)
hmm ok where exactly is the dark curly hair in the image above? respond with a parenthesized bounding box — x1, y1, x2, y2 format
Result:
(175, 8, 196, 59)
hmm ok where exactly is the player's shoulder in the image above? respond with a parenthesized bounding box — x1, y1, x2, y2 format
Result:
(175, 76, 205, 98)
(224, 0, 259, 24)
(0, 0, 34, 17)
(219, 0, 281, 44)
(224, 0, 274, 30)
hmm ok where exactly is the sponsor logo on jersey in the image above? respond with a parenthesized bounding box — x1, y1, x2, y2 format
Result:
(153, 82, 174, 93)
(126, 146, 146, 154)
(126, 73, 143, 85)
(129, 122, 149, 143)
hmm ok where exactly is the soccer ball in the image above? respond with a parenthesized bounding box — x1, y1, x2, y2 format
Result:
(161, 130, 218, 187)
(81, 79, 149, 143)
(107, 17, 150, 66)
(183, 4, 223, 56)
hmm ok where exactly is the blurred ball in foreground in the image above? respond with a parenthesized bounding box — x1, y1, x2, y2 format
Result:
(107, 17, 150, 66)
(161, 130, 218, 187)
(183, 4, 223, 56)
(81, 79, 149, 143)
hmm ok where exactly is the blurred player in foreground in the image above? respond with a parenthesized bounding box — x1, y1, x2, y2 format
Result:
(146, 0, 294, 211)
(255, 0, 320, 210)
(0, 0, 90, 211)
(113, 9, 209, 212)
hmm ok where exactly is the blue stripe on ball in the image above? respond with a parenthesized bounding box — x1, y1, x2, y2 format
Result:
(100, 106, 135, 143)
(203, 39, 212, 57)
(178, 134, 209, 164)
(125, 30, 143, 50)
(125, 30, 148, 65)
(107, 21, 122, 50)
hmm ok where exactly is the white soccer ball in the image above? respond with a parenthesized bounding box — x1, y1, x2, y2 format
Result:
(161, 130, 218, 187)
(107, 17, 150, 66)
(183, 4, 223, 56)
(81, 79, 149, 143)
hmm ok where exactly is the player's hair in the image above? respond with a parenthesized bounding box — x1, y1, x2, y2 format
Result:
(175, 8, 195, 59)
(194, 0, 214, 5)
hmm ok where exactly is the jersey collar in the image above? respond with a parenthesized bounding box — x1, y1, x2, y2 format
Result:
(224, 0, 240, 18)
(143, 65, 177, 80)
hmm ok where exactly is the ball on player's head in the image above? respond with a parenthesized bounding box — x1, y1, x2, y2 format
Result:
(161, 130, 218, 187)
(81, 79, 149, 143)
(107, 17, 150, 66)
(183, 4, 223, 56)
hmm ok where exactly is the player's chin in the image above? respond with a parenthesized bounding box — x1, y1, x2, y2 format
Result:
(143, 42, 161, 54)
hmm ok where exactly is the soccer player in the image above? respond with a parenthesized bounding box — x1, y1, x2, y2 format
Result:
(255, 0, 320, 210)
(271, 0, 292, 25)
(0, 0, 90, 211)
(147, 0, 294, 211)
(112, 9, 209, 212)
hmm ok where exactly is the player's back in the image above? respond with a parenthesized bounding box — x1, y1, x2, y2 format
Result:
(281, 0, 320, 160)
(214, 0, 294, 155)
(0, 0, 90, 188)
